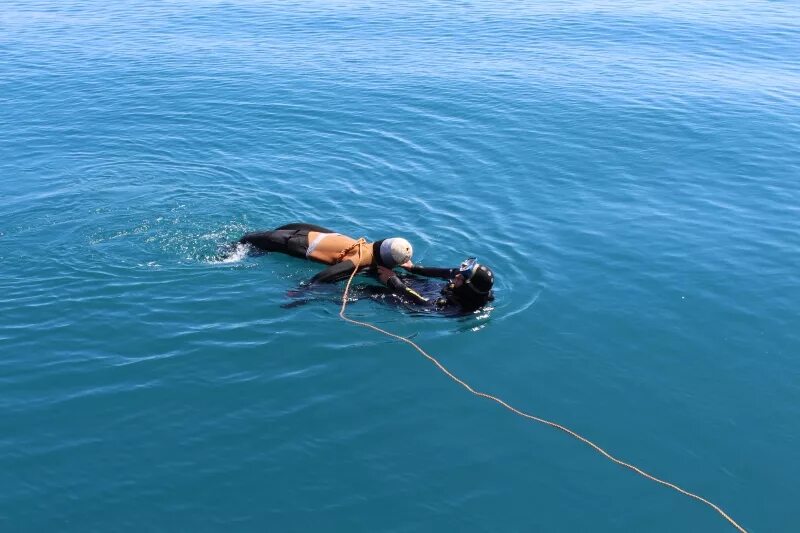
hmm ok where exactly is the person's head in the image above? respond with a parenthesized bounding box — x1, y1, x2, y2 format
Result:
(379, 237, 413, 267)
(447, 257, 494, 312)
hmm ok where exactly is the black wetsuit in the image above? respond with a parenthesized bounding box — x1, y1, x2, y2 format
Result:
(283, 271, 465, 315)
(238, 223, 398, 284)
(381, 265, 456, 306)
(238, 223, 333, 258)
(381, 265, 495, 314)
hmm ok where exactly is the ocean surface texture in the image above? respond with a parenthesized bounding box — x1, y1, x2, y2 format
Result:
(2, 1, 799, 531)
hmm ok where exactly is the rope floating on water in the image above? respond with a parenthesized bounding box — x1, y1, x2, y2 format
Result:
(337, 241, 747, 533)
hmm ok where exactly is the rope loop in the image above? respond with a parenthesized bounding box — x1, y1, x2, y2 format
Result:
(336, 237, 368, 263)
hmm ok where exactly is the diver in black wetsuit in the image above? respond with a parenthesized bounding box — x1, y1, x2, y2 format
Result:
(236, 222, 413, 284)
(376, 257, 495, 314)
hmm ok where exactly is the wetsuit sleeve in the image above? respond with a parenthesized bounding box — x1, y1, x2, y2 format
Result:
(386, 275, 430, 304)
(309, 260, 359, 284)
(404, 265, 456, 279)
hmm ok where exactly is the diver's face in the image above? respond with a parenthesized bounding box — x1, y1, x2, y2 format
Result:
(453, 273, 465, 287)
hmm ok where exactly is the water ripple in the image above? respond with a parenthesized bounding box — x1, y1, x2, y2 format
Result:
(2, 1, 800, 531)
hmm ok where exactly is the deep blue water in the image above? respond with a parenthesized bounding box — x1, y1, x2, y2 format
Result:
(2, 1, 799, 531)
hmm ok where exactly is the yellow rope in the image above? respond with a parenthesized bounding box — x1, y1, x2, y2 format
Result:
(337, 241, 747, 533)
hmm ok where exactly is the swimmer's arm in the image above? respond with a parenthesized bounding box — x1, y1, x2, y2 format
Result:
(401, 263, 456, 280)
(309, 260, 360, 284)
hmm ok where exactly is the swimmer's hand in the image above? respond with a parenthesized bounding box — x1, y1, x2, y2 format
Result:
(400, 261, 414, 270)
(281, 298, 312, 309)
(286, 281, 313, 299)
(377, 266, 396, 284)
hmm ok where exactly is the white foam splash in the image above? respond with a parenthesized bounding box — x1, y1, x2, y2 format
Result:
(211, 242, 249, 264)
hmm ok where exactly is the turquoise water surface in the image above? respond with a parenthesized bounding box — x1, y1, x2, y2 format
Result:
(2, 1, 799, 531)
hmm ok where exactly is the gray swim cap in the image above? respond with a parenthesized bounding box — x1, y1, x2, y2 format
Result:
(379, 238, 413, 267)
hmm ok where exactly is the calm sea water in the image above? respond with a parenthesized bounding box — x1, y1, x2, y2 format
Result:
(2, 1, 799, 531)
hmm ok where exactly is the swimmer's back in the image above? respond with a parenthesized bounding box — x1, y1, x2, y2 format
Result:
(305, 231, 374, 266)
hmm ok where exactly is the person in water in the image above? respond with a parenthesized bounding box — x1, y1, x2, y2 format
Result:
(375, 256, 495, 313)
(237, 222, 414, 284)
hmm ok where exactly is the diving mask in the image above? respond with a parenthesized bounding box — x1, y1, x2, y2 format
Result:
(458, 257, 478, 281)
